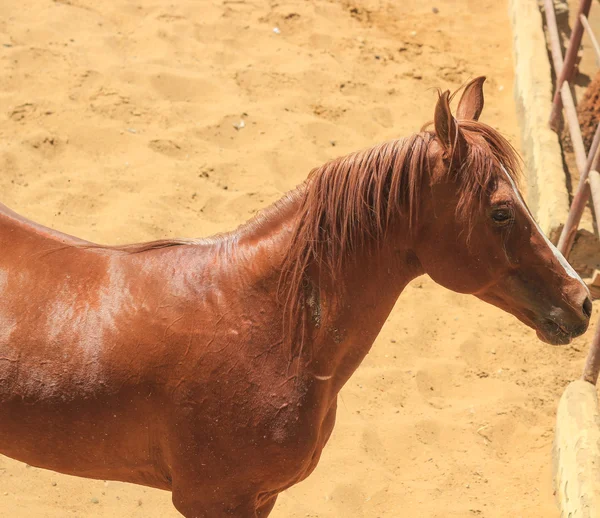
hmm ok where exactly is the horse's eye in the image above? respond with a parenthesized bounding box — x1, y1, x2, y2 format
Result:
(491, 208, 512, 226)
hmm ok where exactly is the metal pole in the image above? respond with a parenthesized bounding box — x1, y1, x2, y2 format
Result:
(549, 0, 593, 130)
(581, 14, 600, 67)
(557, 124, 600, 256)
(544, 1, 600, 385)
(583, 314, 600, 385)
(588, 169, 600, 221)
(545, 0, 600, 256)
(586, 170, 600, 385)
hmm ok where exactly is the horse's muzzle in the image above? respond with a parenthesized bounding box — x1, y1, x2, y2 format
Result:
(536, 297, 592, 345)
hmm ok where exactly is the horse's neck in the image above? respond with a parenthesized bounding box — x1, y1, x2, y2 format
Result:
(276, 237, 423, 402)
(304, 238, 424, 388)
(236, 188, 424, 387)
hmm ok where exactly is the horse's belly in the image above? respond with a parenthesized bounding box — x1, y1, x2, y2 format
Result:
(0, 384, 171, 490)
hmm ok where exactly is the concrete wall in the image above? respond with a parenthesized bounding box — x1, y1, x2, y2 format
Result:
(509, 0, 569, 242)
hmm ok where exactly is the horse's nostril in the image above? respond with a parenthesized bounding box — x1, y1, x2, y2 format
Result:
(583, 297, 593, 319)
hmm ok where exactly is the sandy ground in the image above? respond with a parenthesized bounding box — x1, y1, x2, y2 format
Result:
(0, 0, 594, 516)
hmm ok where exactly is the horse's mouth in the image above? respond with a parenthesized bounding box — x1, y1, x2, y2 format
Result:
(477, 293, 588, 346)
(536, 320, 574, 346)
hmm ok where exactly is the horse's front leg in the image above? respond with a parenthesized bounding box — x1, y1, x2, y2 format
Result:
(256, 496, 278, 517)
(172, 487, 277, 518)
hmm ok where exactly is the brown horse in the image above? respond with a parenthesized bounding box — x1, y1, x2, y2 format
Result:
(0, 77, 591, 517)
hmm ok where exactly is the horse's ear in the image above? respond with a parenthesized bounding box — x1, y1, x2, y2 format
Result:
(456, 76, 486, 121)
(434, 90, 468, 165)
(434, 90, 455, 149)
(434, 90, 466, 157)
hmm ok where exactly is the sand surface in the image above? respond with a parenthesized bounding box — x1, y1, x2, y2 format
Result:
(0, 0, 594, 516)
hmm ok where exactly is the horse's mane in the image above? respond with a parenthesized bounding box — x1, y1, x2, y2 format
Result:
(279, 118, 521, 359)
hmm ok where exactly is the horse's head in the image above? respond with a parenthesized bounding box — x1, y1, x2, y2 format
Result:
(414, 77, 591, 345)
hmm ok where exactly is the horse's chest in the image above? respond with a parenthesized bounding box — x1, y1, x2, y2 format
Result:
(253, 391, 338, 488)
(171, 374, 338, 492)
